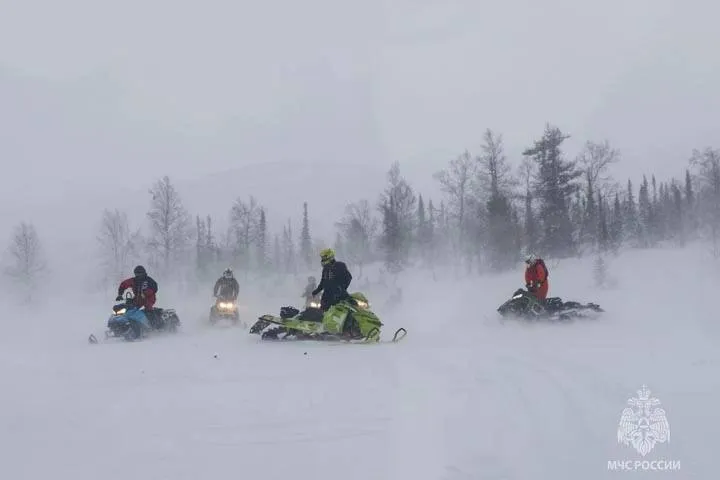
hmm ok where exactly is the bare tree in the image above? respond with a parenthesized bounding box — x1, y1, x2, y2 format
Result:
(3, 222, 46, 301)
(434, 151, 476, 230)
(476, 129, 514, 198)
(230, 195, 260, 271)
(97, 209, 142, 285)
(434, 151, 476, 268)
(577, 140, 620, 195)
(147, 176, 192, 272)
(335, 199, 378, 277)
(477, 130, 519, 271)
(690, 147, 720, 256)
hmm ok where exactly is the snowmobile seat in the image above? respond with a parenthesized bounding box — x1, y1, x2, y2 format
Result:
(299, 307, 324, 322)
(280, 306, 300, 319)
(546, 297, 563, 309)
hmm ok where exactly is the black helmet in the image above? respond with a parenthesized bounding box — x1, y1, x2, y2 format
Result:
(133, 265, 147, 277)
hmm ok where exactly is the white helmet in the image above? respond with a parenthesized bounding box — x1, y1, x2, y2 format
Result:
(525, 253, 537, 265)
(223, 268, 233, 279)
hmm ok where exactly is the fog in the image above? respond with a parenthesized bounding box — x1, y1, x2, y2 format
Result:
(2, 0, 719, 270)
(1, 1, 719, 477)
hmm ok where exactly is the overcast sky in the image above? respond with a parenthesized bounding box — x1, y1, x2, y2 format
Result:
(1, 0, 719, 254)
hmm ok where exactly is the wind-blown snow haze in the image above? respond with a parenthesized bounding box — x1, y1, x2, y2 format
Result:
(1, 0, 718, 478)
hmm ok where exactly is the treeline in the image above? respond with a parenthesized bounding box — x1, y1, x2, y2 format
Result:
(337, 125, 720, 277)
(4, 123, 720, 300)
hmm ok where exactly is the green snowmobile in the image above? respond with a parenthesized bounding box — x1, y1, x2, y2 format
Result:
(249, 292, 406, 343)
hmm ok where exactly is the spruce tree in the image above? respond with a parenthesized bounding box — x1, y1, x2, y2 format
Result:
(300, 202, 312, 270)
(256, 208, 268, 272)
(522, 124, 581, 257)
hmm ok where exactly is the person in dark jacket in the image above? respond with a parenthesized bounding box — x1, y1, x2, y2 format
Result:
(311, 248, 352, 311)
(117, 265, 159, 328)
(213, 268, 239, 301)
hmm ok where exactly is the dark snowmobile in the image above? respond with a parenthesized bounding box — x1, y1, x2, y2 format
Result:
(497, 288, 604, 321)
(209, 296, 241, 326)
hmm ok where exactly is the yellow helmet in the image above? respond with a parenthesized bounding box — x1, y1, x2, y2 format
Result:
(319, 248, 335, 266)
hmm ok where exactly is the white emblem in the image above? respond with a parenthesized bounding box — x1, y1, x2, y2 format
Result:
(617, 385, 670, 456)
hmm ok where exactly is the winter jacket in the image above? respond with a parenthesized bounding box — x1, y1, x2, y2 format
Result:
(214, 277, 239, 300)
(118, 275, 158, 309)
(525, 260, 549, 300)
(312, 260, 352, 310)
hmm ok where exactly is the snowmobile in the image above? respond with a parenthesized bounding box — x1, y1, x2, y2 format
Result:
(497, 288, 604, 321)
(209, 295, 241, 326)
(88, 292, 181, 343)
(249, 292, 406, 343)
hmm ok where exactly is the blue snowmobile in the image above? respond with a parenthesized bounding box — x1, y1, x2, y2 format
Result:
(88, 291, 180, 343)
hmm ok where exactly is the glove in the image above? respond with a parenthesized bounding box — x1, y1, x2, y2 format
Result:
(115, 295, 123, 301)
(311, 289, 320, 296)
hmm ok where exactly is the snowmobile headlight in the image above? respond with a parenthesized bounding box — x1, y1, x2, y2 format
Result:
(115, 308, 127, 315)
(308, 301, 321, 308)
(356, 300, 369, 309)
(219, 302, 235, 310)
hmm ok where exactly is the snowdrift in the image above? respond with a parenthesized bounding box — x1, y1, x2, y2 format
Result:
(1, 244, 717, 479)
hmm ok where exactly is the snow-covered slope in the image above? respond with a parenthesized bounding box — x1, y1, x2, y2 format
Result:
(1, 244, 716, 479)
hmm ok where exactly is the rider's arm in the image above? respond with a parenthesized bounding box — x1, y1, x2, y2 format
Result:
(312, 277, 325, 296)
(118, 278, 133, 296)
(536, 264, 547, 283)
(338, 263, 352, 290)
(343, 267, 352, 290)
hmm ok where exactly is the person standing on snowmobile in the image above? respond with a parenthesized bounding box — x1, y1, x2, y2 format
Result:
(302, 276, 317, 299)
(213, 268, 239, 301)
(524, 254, 549, 301)
(311, 248, 352, 311)
(117, 265, 159, 328)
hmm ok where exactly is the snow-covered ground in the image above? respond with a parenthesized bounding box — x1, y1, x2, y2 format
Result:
(1, 244, 717, 479)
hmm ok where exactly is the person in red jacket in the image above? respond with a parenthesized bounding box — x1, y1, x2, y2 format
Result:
(524, 254, 549, 301)
(117, 265, 159, 328)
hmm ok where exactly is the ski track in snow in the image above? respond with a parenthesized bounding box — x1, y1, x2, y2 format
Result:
(1, 246, 718, 479)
